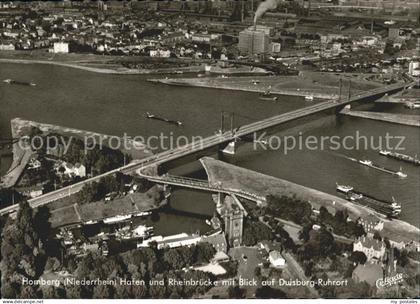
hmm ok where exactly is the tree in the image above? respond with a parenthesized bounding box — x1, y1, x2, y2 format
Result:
(384, 41, 399, 56)
(92, 284, 114, 299)
(394, 248, 409, 267)
(20, 285, 38, 298)
(299, 224, 312, 242)
(318, 228, 336, 256)
(255, 286, 287, 299)
(349, 251, 367, 265)
(228, 286, 246, 299)
(243, 220, 273, 246)
(1, 200, 50, 298)
(194, 242, 216, 264)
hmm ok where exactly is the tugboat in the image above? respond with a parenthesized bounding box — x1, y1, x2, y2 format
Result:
(146, 112, 155, 119)
(259, 89, 278, 101)
(395, 167, 407, 178)
(348, 192, 363, 201)
(336, 183, 353, 194)
(359, 159, 373, 166)
(3, 79, 36, 86)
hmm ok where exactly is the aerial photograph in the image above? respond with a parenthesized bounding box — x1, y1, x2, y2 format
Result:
(0, 0, 419, 301)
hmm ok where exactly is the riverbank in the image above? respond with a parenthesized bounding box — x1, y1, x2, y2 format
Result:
(200, 157, 420, 247)
(10, 118, 153, 160)
(0, 58, 155, 74)
(340, 108, 420, 127)
(0, 51, 268, 75)
(150, 71, 384, 99)
(0, 119, 34, 189)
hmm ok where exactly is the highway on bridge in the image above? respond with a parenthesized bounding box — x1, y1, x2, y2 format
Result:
(0, 82, 410, 216)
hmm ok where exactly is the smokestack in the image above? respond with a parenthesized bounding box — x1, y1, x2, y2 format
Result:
(254, 13, 257, 30)
(254, 0, 282, 25)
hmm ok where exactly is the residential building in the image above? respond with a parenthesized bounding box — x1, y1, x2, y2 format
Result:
(408, 61, 420, 76)
(353, 236, 386, 263)
(271, 42, 281, 53)
(358, 214, 384, 235)
(53, 42, 69, 53)
(59, 162, 87, 178)
(0, 43, 15, 51)
(201, 232, 228, 253)
(27, 158, 41, 170)
(149, 49, 171, 58)
(269, 250, 286, 268)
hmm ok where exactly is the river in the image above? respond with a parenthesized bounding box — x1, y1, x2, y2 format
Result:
(0, 62, 419, 230)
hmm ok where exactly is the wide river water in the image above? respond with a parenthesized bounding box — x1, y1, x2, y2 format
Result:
(0, 62, 419, 232)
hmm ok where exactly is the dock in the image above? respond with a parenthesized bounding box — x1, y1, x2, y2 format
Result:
(340, 108, 420, 127)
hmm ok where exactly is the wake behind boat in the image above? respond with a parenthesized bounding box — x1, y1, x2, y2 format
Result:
(259, 96, 278, 101)
(145, 112, 183, 126)
(3, 79, 36, 86)
(358, 158, 407, 178)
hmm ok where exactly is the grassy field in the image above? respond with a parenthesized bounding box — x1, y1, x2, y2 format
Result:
(153, 71, 383, 99)
(200, 157, 420, 246)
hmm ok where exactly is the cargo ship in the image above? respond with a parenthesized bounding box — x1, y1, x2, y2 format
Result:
(259, 90, 278, 101)
(103, 214, 132, 224)
(3, 79, 36, 86)
(404, 101, 420, 109)
(336, 184, 402, 217)
(115, 224, 153, 240)
(259, 96, 278, 101)
(358, 159, 407, 178)
(145, 112, 183, 126)
(379, 150, 420, 166)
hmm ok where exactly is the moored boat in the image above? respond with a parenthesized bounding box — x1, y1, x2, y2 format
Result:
(103, 214, 131, 224)
(336, 183, 353, 193)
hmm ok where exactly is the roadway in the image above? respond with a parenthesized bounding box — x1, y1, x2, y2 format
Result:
(138, 173, 266, 203)
(0, 82, 410, 216)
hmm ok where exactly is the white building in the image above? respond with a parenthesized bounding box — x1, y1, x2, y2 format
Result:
(269, 250, 286, 268)
(138, 233, 201, 249)
(353, 237, 386, 263)
(409, 61, 420, 76)
(53, 42, 69, 53)
(149, 49, 171, 58)
(271, 42, 281, 53)
(0, 43, 15, 51)
(59, 162, 86, 178)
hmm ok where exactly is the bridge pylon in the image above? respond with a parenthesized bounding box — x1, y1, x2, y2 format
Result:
(222, 141, 237, 155)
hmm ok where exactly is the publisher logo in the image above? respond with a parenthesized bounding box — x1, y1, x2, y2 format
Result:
(376, 273, 404, 288)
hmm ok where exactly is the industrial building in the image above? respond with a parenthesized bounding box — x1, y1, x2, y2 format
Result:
(238, 25, 273, 56)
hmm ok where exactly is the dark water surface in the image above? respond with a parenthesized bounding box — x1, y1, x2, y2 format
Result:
(0, 62, 418, 230)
